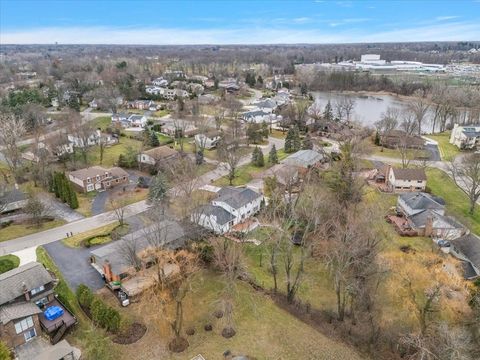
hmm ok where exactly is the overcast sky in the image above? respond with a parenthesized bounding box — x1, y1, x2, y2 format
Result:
(1, 0, 479, 45)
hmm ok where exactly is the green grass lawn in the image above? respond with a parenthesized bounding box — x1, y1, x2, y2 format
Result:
(269, 129, 287, 139)
(83, 137, 143, 167)
(62, 222, 122, 248)
(152, 109, 170, 117)
(156, 133, 173, 145)
(213, 149, 287, 186)
(0, 254, 20, 274)
(0, 220, 66, 242)
(426, 168, 480, 234)
(371, 144, 430, 160)
(76, 191, 98, 217)
(424, 131, 460, 161)
(91, 116, 112, 131)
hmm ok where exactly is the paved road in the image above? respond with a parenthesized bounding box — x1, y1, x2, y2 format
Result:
(0, 200, 149, 255)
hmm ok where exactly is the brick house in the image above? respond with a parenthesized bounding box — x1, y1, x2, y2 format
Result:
(68, 166, 129, 193)
(0, 262, 76, 349)
(138, 146, 179, 167)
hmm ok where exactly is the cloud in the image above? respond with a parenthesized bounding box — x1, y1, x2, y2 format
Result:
(435, 16, 459, 21)
(1, 21, 479, 45)
(329, 18, 371, 27)
(292, 17, 313, 24)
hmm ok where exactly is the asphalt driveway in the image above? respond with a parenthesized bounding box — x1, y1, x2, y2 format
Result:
(425, 144, 441, 161)
(91, 190, 109, 216)
(44, 240, 105, 291)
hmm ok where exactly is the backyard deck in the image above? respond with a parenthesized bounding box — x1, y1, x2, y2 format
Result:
(39, 298, 77, 334)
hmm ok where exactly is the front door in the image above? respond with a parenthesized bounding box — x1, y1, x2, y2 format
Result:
(24, 328, 36, 342)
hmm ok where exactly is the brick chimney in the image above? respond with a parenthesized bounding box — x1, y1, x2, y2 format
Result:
(425, 215, 433, 237)
(22, 282, 30, 301)
(103, 260, 112, 282)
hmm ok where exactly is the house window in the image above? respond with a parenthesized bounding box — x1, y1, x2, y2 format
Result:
(87, 178, 91, 183)
(14, 316, 34, 334)
(30, 285, 45, 296)
(417, 180, 423, 183)
(96, 175, 100, 181)
(24, 328, 36, 342)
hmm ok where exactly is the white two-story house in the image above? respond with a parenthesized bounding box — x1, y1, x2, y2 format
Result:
(449, 124, 480, 150)
(192, 187, 263, 234)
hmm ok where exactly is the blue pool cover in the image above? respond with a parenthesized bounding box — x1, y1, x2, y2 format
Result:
(44, 306, 64, 321)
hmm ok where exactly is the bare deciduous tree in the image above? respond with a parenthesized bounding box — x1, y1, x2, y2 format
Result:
(449, 153, 480, 214)
(0, 114, 26, 179)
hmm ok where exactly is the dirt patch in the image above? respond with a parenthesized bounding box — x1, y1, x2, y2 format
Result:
(168, 336, 189, 352)
(400, 245, 416, 254)
(213, 309, 224, 318)
(185, 327, 195, 336)
(204, 323, 213, 331)
(221, 327, 236, 338)
(112, 322, 147, 345)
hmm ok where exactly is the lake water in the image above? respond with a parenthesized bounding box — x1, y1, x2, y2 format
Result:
(311, 91, 436, 133)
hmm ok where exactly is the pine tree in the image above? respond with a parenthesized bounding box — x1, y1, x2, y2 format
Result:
(292, 126, 301, 152)
(374, 131, 381, 146)
(285, 128, 293, 153)
(261, 121, 269, 138)
(323, 100, 333, 122)
(67, 182, 79, 209)
(256, 148, 264, 167)
(269, 144, 279, 164)
(149, 131, 160, 147)
(302, 133, 313, 150)
(251, 147, 259, 165)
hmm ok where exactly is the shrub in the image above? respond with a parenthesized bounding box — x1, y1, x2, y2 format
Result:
(0, 259, 16, 274)
(0, 340, 12, 360)
(76, 284, 94, 309)
(89, 296, 122, 333)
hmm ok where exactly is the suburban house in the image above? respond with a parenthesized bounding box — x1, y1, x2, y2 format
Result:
(111, 112, 129, 125)
(218, 79, 240, 92)
(127, 100, 154, 110)
(68, 166, 129, 193)
(152, 77, 168, 87)
(251, 98, 278, 112)
(386, 166, 427, 192)
(381, 130, 425, 149)
(138, 146, 179, 167)
(284, 149, 324, 169)
(127, 114, 147, 128)
(195, 130, 221, 150)
(447, 233, 480, 279)
(90, 219, 184, 297)
(0, 262, 76, 349)
(88, 99, 98, 109)
(0, 187, 28, 213)
(449, 124, 480, 149)
(192, 187, 263, 234)
(161, 122, 198, 137)
(242, 109, 281, 124)
(267, 163, 299, 188)
(393, 192, 465, 239)
(67, 129, 117, 148)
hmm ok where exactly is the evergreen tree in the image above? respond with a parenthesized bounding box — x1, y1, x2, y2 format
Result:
(256, 148, 264, 167)
(257, 76, 264, 85)
(292, 126, 301, 152)
(149, 131, 160, 147)
(67, 183, 79, 209)
(251, 147, 259, 165)
(261, 121, 269, 137)
(302, 133, 313, 150)
(323, 100, 333, 122)
(269, 144, 279, 164)
(149, 172, 169, 203)
(300, 83, 308, 96)
(285, 128, 294, 153)
(374, 131, 381, 146)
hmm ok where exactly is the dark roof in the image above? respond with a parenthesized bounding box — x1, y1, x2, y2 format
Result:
(215, 187, 262, 210)
(0, 262, 53, 305)
(90, 219, 185, 276)
(0, 188, 27, 204)
(462, 130, 480, 138)
(399, 192, 445, 211)
(450, 233, 480, 272)
(197, 204, 235, 225)
(409, 209, 462, 229)
(462, 261, 478, 280)
(391, 167, 427, 181)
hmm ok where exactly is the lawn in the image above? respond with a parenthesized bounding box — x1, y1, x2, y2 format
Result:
(0, 254, 20, 274)
(105, 189, 148, 211)
(92, 116, 112, 131)
(76, 191, 98, 217)
(84, 137, 143, 167)
(103, 270, 364, 360)
(269, 129, 287, 139)
(62, 222, 123, 248)
(426, 168, 480, 234)
(152, 109, 170, 117)
(371, 144, 430, 160)
(156, 133, 173, 145)
(424, 131, 460, 161)
(213, 149, 287, 187)
(0, 220, 66, 242)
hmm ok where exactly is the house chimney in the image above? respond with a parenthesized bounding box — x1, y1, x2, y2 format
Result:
(425, 215, 433, 237)
(104, 260, 112, 282)
(385, 164, 392, 187)
(22, 282, 30, 301)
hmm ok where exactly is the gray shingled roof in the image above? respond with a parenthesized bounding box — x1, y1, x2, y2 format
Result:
(450, 233, 480, 272)
(284, 150, 323, 168)
(0, 262, 53, 305)
(197, 204, 235, 225)
(90, 219, 185, 276)
(391, 167, 427, 181)
(0, 188, 27, 204)
(399, 192, 445, 211)
(215, 187, 262, 210)
(0, 302, 42, 324)
(409, 209, 462, 229)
